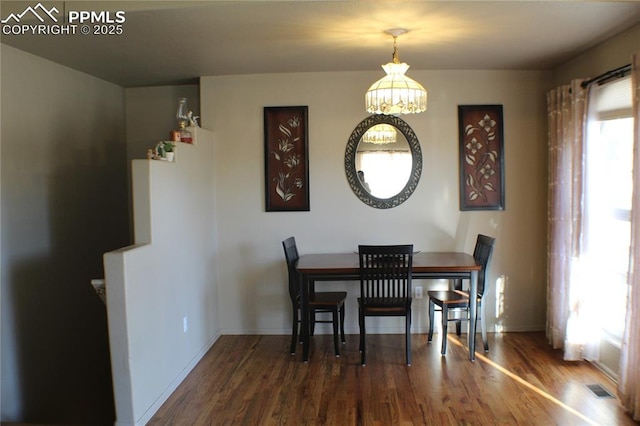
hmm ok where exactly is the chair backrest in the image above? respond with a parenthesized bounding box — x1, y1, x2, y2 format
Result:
(282, 237, 300, 304)
(358, 245, 414, 301)
(473, 234, 496, 297)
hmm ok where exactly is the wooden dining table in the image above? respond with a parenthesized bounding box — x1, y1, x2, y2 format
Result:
(296, 252, 482, 362)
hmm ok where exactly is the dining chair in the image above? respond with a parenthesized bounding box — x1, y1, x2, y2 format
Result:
(358, 244, 414, 366)
(427, 234, 496, 355)
(282, 237, 347, 357)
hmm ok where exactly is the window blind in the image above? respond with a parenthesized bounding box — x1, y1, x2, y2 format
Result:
(594, 75, 632, 120)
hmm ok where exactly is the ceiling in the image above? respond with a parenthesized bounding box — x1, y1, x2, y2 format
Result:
(1, 1, 639, 87)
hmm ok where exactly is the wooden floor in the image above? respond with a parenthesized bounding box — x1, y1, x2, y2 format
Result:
(149, 332, 637, 425)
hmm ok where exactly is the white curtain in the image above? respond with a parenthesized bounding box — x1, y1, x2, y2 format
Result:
(619, 52, 640, 421)
(546, 80, 591, 358)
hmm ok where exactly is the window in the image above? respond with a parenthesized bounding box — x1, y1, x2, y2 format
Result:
(585, 76, 633, 342)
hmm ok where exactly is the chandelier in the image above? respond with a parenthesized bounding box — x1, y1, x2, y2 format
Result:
(365, 28, 427, 115)
(362, 124, 397, 144)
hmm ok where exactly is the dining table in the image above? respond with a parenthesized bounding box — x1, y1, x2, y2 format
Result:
(295, 251, 482, 362)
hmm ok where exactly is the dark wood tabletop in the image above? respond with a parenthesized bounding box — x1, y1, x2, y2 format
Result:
(297, 252, 481, 275)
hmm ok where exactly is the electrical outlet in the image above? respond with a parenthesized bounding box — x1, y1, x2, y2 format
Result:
(183, 316, 188, 333)
(415, 286, 423, 299)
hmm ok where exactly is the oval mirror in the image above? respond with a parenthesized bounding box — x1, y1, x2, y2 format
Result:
(345, 115, 422, 208)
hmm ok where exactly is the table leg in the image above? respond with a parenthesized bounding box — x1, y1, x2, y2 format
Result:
(300, 272, 310, 362)
(468, 270, 478, 361)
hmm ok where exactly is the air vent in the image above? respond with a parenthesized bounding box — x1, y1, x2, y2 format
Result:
(586, 384, 614, 398)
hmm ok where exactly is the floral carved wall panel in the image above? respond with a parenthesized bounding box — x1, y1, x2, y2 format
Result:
(458, 105, 505, 211)
(264, 106, 310, 211)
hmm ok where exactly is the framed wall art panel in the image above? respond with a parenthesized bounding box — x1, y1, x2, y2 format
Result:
(264, 106, 310, 211)
(458, 104, 505, 211)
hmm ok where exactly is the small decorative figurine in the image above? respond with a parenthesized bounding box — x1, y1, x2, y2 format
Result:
(188, 111, 200, 127)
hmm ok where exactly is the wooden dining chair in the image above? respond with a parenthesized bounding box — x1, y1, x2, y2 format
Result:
(282, 237, 347, 357)
(358, 244, 414, 366)
(427, 234, 496, 355)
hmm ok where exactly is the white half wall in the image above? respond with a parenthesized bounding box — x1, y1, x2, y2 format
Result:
(104, 127, 219, 425)
(201, 69, 550, 337)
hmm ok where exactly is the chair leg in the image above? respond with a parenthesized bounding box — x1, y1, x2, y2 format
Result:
(480, 300, 489, 352)
(406, 310, 412, 366)
(452, 278, 463, 291)
(360, 309, 366, 366)
(359, 308, 363, 351)
(452, 279, 463, 338)
(441, 304, 448, 355)
(339, 304, 346, 344)
(332, 309, 340, 357)
(309, 282, 317, 337)
(290, 308, 299, 355)
(428, 299, 435, 342)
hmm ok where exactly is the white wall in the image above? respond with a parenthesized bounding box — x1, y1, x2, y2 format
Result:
(202, 69, 550, 337)
(104, 127, 219, 426)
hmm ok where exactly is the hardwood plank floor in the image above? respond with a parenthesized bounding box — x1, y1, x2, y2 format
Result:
(148, 332, 637, 425)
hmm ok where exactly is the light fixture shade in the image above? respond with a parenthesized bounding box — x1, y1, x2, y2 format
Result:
(362, 124, 397, 144)
(366, 62, 427, 115)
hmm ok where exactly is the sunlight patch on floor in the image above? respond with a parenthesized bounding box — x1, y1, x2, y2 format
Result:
(448, 337, 599, 426)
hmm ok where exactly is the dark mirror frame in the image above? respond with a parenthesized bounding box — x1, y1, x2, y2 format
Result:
(345, 115, 422, 209)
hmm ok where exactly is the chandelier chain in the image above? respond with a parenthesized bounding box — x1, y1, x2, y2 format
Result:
(392, 36, 400, 64)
